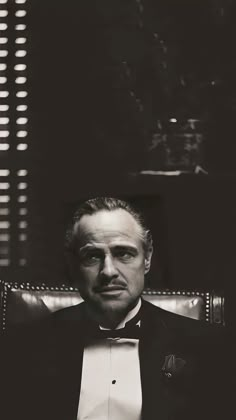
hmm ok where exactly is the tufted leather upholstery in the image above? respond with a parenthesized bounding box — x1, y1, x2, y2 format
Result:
(0, 281, 225, 332)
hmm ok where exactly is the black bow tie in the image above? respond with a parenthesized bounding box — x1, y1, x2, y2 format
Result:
(94, 323, 141, 340)
(85, 304, 143, 340)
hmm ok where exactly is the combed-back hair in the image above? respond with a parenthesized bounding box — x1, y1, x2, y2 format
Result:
(65, 197, 152, 254)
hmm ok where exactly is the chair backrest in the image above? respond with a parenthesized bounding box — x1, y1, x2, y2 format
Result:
(0, 281, 225, 332)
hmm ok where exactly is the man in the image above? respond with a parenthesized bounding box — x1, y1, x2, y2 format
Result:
(2, 197, 228, 420)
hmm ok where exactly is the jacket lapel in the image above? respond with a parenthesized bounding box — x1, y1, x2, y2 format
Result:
(40, 305, 89, 420)
(55, 327, 84, 420)
(139, 301, 174, 420)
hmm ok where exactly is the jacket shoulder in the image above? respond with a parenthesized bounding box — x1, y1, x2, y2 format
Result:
(51, 301, 86, 322)
(142, 299, 224, 338)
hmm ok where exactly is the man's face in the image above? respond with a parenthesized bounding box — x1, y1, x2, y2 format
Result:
(71, 209, 152, 314)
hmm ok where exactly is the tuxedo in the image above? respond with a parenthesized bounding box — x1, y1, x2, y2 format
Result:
(2, 300, 228, 420)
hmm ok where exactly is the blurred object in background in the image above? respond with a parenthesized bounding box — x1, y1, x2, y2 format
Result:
(144, 118, 206, 174)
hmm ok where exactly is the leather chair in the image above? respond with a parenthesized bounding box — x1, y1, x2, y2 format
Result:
(0, 280, 225, 332)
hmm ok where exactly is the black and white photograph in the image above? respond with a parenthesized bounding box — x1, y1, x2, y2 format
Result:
(0, 1, 234, 419)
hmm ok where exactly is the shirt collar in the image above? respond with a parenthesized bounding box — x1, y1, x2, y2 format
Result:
(99, 298, 141, 330)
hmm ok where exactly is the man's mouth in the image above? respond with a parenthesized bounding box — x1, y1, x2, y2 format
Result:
(96, 285, 126, 294)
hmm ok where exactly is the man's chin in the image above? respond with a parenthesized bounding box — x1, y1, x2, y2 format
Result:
(94, 294, 139, 315)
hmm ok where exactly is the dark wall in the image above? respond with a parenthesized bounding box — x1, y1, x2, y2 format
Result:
(28, 0, 236, 175)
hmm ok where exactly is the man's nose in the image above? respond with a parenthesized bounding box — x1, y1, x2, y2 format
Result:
(100, 255, 118, 279)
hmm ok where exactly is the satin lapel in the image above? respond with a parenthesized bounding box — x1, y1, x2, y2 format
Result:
(42, 307, 89, 420)
(139, 302, 173, 420)
(55, 325, 85, 420)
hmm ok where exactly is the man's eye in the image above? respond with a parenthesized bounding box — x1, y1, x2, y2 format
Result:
(115, 250, 134, 260)
(80, 253, 101, 265)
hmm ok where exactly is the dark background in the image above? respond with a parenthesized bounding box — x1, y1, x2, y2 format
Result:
(1, 0, 235, 325)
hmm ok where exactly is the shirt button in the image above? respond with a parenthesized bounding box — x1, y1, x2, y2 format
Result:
(112, 380, 116, 384)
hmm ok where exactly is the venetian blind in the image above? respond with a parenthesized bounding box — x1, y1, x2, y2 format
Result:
(0, 0, 28, 271)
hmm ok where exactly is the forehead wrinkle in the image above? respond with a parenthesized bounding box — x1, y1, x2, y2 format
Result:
(79, 241, 139, 253)
(73, 210, 145, 251)
(76, 225, 142, 241)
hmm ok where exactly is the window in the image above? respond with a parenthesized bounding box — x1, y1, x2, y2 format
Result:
(0, 0, 28, 270)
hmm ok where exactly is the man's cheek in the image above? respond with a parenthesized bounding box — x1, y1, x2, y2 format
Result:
(127, 262, 145, 275)
(79, 266, 96, 280)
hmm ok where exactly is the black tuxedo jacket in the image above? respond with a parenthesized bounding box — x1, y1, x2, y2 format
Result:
(2, 300, 229, 420)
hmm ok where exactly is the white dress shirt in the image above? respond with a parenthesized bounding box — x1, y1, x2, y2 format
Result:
(77, 300, 142, 420)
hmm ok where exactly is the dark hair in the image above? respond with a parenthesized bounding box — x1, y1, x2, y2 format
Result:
(65, 197, 152, 254)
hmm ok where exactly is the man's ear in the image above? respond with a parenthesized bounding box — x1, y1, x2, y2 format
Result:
(144, 244, 153, 274)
